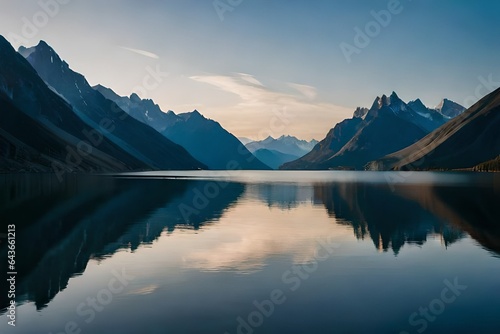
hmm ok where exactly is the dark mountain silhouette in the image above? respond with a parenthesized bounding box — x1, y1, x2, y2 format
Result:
(94, 85, 270, 170)
(0, 36, 150, 173)
(18, 40, 205, 170)
(367, 88, 500, 170)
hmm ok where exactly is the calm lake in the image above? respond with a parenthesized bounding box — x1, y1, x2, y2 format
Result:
(1, 171, 499, 334)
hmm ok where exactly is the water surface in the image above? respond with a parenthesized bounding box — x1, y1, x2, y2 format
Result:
(1, 171, 499, 334)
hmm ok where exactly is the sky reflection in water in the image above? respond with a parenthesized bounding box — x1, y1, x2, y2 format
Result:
(1, 171, 499, 334)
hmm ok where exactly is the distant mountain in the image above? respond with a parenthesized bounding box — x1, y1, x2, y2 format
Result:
(19, 41, 205, 170)
(436, 98, 466, 118)
(246, 135, 318, 157)
(407, 97, 466, 125)
(162, 110, 270, 170)
(406, 98, 450, 131)
(0, 36, 151, 173)
(95, 85, 175, 133)
(94, 85, 270, 170)
(253, 149, 300, 170)
(367, 88, 500, 171)
(282, 92, 465, 170)
(281, 118, 364, 170)
(372, 93, 449, 132)
(238, 137, 254, 145)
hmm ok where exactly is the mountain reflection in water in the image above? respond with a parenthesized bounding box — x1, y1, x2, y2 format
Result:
(0, 171, 499, 333)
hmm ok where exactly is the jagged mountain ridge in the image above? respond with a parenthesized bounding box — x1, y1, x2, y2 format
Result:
(95, 84, 177, 132)
(19, 40, 205, 170)
(246, 135, 318, 158)
(367, 88, 500, 170)
(3, 36, 475, 173)
(0, 36, 151, 173)
(94, 85, 270, 170)
(281, 92, 465, 170)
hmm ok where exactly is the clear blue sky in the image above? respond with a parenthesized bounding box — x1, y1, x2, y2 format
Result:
(1, 0, 499, 140)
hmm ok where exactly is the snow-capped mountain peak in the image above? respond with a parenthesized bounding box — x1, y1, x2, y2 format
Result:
(246, 135, 318, 157)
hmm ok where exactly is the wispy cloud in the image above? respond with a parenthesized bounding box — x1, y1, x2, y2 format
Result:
(190, 73, 272, 107)
(288, 82, 317, 100)
(237, 72, 265, 87)
(119, 46, 160, 59)
(189, 73, 353, 140)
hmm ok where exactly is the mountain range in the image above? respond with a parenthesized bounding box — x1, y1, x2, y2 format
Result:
(0, 36, 166, 173)
(237, 137, 254, 145)
(94, 85, 270, 170)
(367, 87, 500, 171)
(14, 39, 205, 171)
(246, 135, 318, 157)
(281, 92, 466, 170)
(243, 135, 318, 169)
(0, 36, 272, 173)
(1, 34, 498, 173)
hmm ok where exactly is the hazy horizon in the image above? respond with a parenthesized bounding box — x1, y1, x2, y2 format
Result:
(1, 0, 500, 140)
